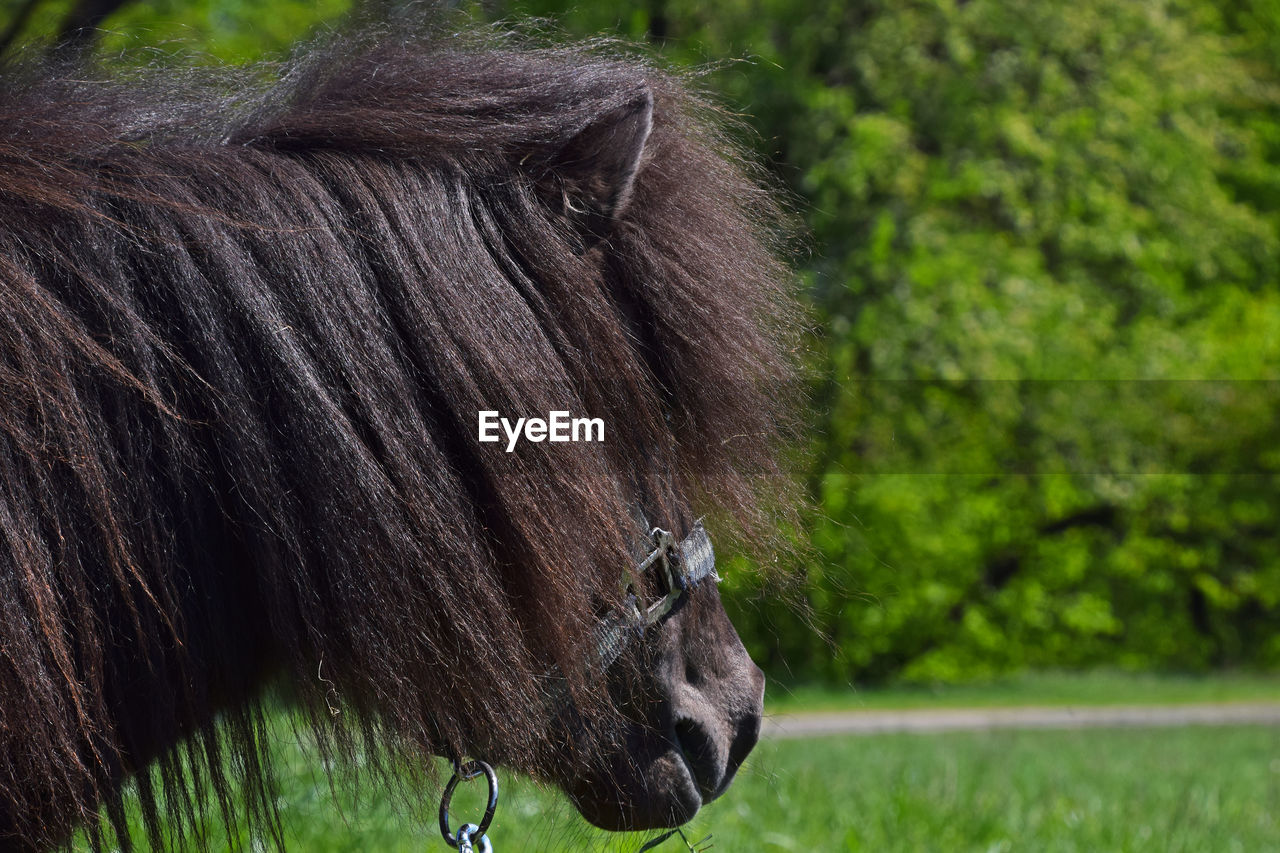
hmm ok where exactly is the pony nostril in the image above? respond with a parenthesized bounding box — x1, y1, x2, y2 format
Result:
(672, 718, 721, 798)
(725, 711, 761, 782)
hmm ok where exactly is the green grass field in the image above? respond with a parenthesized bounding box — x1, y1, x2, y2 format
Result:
(81, 672, 1280, 851)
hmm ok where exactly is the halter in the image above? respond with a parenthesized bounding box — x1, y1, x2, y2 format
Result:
(437, 523, 721, 853)
(592, 522, 720, 673)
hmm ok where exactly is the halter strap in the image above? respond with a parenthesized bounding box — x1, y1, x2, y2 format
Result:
(592, 523, 718, 671)
(537, 522, 719, 711)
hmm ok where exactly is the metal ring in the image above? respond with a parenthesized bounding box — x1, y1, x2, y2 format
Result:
(453, 823, 493, 853)
(439, 759, 498, 847)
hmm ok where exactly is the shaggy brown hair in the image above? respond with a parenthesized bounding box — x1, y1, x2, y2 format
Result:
(0, 21, 799, 852)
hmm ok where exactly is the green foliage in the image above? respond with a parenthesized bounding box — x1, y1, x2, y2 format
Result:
(742, 0, 1280, 683)
(97, 0, 353, 63)
(0, 0, 351, 62)
(7, 0, 1280, 684)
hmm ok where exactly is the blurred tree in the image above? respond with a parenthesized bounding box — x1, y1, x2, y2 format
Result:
(0, 0, 352, 61)
(703, 0, 1280, 683)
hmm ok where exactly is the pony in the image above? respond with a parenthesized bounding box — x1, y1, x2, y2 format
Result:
(0, 21, 799, 851)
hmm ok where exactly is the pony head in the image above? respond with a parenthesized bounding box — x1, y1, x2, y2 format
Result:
(0, 25, 799, 849)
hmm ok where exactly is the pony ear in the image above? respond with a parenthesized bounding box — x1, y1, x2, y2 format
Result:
(537, 86, 653, 245)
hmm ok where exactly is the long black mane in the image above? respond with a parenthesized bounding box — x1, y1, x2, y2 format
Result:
(0, 23, 798, 850)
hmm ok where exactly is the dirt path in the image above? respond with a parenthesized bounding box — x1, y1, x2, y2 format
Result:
(762, 702, 1280, 739)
